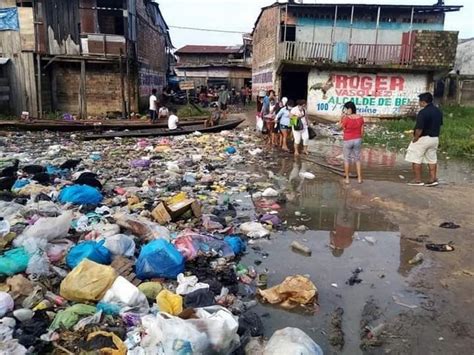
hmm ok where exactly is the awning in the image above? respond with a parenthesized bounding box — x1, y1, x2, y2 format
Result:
(0, 58, 10, 65)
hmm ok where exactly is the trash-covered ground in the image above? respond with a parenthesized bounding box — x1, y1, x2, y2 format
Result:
(1, 126, 474, 354)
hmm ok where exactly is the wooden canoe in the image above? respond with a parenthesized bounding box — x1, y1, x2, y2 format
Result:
(82, 119, 245, 140)
(0, 118, 207, 132)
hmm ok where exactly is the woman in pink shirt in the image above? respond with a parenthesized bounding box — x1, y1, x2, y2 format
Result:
(340, 101, 364, 184)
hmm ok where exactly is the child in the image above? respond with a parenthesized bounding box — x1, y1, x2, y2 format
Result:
(168, 110, 179, 130)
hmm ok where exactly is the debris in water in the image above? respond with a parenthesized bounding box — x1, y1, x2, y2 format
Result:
(346, 267, 363, 286)
(392, 295, 417, 309)
(408, 252, 424, 265)
(329, 307, 345, 350)
(290, 241, 312, 256)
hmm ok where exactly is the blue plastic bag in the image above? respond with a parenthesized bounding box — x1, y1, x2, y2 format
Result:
(59, 185, 103, 205)
(12, 179, 30, 190)
(96, 301, 121, 316)
(0, 248, 29, 276)
(224, 236, 246, 255)
(136, 239, 184, 280)
(66, 240, 111, 268)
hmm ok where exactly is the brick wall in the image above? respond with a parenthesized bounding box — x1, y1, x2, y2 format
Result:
(412, 30, 459, 68)
(54, 62, 124, 116)
(136, 0, 168, 74)
(252, 6, 279, 72)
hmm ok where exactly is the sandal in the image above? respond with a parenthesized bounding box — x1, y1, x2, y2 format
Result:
(425, 242, 455, 252)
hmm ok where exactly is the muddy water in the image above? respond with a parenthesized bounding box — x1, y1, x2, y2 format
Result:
(307, 138, 474, 184)
(239, 156, 428, 354)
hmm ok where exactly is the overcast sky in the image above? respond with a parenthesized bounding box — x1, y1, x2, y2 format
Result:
(157, 0, 473, 49)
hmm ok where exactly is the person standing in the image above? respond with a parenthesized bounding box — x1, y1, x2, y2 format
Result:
(405, 92, 443, 186)
(340, 101, 364, 184)
(290, 100, 309, 156)
(149, 89, 158, 123)
(275, 98, 292, 151)
(218, 86, 230, 120)
(240, 86, 248, 106)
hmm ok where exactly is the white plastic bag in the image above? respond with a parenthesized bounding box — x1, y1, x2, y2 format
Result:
(262, 188, 279, 197)
(240, 222, 270, 238)
(264, 327, 323, 355)
(176, 273, 209, 295)
(256, 116, 264, 132)
(103, 234, 136, 257)
(0, 292, 14, 317)
(101, 276, 149, 314)
(15, 212, 73, 244)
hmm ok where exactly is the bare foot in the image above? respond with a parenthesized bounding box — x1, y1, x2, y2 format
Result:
(358, 179, 363, 184)
(344, 178, 350, 184)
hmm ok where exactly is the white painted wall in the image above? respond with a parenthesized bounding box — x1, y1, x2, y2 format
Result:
(296, 26, 403, 45)
(307, 69, 429, 119)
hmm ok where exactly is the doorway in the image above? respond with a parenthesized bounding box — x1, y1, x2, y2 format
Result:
(281, 71, 308, 102)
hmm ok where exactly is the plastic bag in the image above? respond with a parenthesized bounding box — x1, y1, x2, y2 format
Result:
(81, 331, 127, 355)
(240, 222, 270, 238)
(15, 212, 73, 245)
(176, 273, 209, 295)
(256, 115, 264, 132)
(0, 292, 14, 317)
(264, 327, 323, 355)
(262, 188, 278, 197)
(257, 275, 317, 309)
(49, 304, 96, 331)
(26, 252, 50, 276)
(46, 239, 74, 262)
(103, 234, 136, 257)
(66, 240, 112, 268)
(224, 236, 246, 255)
(60, 259, 117, 302)
(101, 276, 149, 314)
(58, 184, 103, 205)
(138, 282, 162, 300)
(136, 239, 184, 280)
(115, 214, 170, 241)
(0, 248, 29, 276)
(156, 289, 183, 315)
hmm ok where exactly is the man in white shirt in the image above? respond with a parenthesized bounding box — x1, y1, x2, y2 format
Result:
(149, 89, 158, 123)
(168, 110, 179, 130)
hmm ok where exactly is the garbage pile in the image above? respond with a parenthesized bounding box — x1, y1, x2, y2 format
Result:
(0, 129, 322, 354)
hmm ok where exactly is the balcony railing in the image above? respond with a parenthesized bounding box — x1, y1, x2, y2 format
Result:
(279, 41, 413, 66)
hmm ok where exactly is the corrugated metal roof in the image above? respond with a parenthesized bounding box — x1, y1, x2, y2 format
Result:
(175, 45, 242, 54)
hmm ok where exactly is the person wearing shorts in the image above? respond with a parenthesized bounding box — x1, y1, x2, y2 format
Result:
(340, 101, 364, 184)
(405, 92, 443, 187)
(290, 100, 309, 156)
(276, 97, 292, 151)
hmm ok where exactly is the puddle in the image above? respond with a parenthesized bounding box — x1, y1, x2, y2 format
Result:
(238, 157, 425, 354)
(307, 138, 474, 184)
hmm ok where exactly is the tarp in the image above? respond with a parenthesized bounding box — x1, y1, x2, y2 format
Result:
(0, 8, 19, 31)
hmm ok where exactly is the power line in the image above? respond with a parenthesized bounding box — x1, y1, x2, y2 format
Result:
(168, 25, 248, 34)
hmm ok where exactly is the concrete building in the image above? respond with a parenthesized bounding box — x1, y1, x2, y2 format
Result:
(0, 0, 173, 118)
(175, 43, 252, 90)
(252, 1, 462, 119)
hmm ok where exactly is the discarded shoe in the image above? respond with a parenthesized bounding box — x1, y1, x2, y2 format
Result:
(426, 243, 455, 252)
(439, 222, 460, 229)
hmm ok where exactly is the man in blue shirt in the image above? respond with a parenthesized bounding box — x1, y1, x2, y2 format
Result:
(405, 92, 443, 187)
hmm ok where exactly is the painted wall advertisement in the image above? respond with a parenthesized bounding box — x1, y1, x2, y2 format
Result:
(307, 70, 428, 118)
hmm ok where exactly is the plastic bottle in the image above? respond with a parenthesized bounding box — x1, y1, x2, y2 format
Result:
(408, 252, 424, 265)
(290, 241, 312, 256)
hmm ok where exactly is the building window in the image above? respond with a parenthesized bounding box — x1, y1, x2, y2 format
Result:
(97, 0, 124, 35)
(280, 25, 296, 42)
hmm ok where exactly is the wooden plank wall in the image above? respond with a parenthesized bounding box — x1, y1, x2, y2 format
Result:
(18, 8, 35, 51)
(0, 1, 38, 116)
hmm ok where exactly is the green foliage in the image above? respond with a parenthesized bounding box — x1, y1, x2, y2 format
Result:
(177, 104, 206, 118)
(364, 106, 474, 159)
